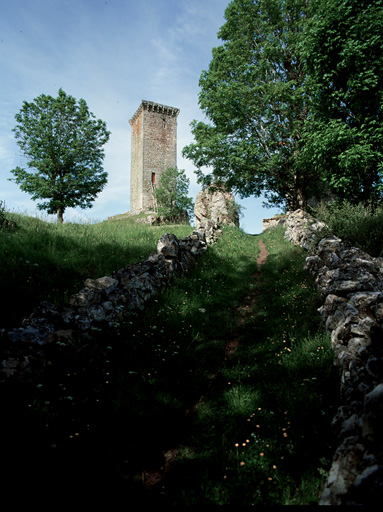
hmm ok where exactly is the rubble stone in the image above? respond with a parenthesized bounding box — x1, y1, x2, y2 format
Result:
(0, 223, 220, 385)
(285, 209, 383, 506)
(194, 186, 239, 229)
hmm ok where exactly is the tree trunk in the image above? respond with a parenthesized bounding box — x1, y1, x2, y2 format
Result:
(57, 207, 64, 224)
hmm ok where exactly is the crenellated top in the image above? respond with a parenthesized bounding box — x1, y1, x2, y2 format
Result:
(129, 100, 180, 125)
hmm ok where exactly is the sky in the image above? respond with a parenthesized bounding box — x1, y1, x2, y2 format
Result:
(0, 0, 282, 234)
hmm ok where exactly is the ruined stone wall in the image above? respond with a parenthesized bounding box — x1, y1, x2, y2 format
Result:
(129, 101, 179, 213)
(194, 186, 239, 228)
(129, 106, 144, 212)
(284, 209, 383, 506)
(262, 216, 285, 232)
(1, 223, 220, 385)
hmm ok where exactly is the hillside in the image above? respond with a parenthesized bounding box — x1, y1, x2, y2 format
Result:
(0, 212, 192, 327)
(0, 216, 337, 504)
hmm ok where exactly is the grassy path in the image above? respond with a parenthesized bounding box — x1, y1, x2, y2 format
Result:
(123, 229, 339, 506)
(2, 224, 339, 504)
(139, 239, 271, 490)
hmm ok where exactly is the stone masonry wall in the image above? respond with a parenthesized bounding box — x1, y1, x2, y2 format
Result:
(0, 221, 220, 385)
(284, 209, 383, 506)
(262, 216, 285, 232)
(129, 101, 179, 213)
(194, 186, 239, 228)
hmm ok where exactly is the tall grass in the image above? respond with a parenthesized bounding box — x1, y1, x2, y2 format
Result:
(0, 212, 191, 327)
(313, 200, 383, 257)
(4, 223, 339, 504)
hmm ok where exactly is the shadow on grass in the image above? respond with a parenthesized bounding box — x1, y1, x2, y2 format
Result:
(0, 214, 190, 327)
(1, 226, 339, 504)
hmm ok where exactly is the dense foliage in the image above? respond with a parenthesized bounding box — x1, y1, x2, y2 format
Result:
(9, 89, 110, 222)
(313, 200, 383, 257)
(154, 167, 194, 221)
(183, 0, 313, 210)
(183, 0, 383, 209)
(301, 0, 383, 204)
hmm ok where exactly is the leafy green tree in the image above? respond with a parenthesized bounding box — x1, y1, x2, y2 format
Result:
(154, 167, 194, 222)
(301, 0, 383, 205)
(183, 0, 317, 211)
(10, 89, 110, 222)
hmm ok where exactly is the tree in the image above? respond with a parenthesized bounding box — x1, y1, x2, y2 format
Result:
(154, 167, 194, 222)
(301, 0, 383, 205)
(9, 89, 110, 222)
(182, 0, 318, 211)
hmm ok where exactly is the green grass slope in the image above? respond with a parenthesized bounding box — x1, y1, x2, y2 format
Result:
(1, 222, 338, 504)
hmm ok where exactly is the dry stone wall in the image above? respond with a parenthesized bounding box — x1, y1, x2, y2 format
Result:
(284, 209, 383, 506)
(0, 223, 220, 384)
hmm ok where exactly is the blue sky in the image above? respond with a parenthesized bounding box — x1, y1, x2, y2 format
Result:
(0, 0, 281, 234)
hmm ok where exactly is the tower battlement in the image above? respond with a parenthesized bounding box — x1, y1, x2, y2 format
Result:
(129, 100, 179, 125)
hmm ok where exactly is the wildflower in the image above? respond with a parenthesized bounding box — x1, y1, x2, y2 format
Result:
(235, 443, 239, 447)
(240, 462, 245, 466)
(273, 465, 277, 469)
(242, 443, 246, 447)
(260, 453, 264, 457)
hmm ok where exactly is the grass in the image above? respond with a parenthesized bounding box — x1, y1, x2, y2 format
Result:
(312, 200, 383, 257)
(1, 216, 339, 503)
(0, 212, 191, 326)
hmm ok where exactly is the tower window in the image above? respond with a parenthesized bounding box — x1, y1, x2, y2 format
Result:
(151, 172, 156, 185)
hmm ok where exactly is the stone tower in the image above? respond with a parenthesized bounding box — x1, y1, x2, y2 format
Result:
(129, 100, 180, 213)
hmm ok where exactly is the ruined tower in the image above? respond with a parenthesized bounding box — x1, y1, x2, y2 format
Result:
(129, 100, 180, 213)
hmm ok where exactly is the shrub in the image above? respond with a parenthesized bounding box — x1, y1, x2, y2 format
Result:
(0, 201, 17, 231)
(314, 200, 383, 257)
